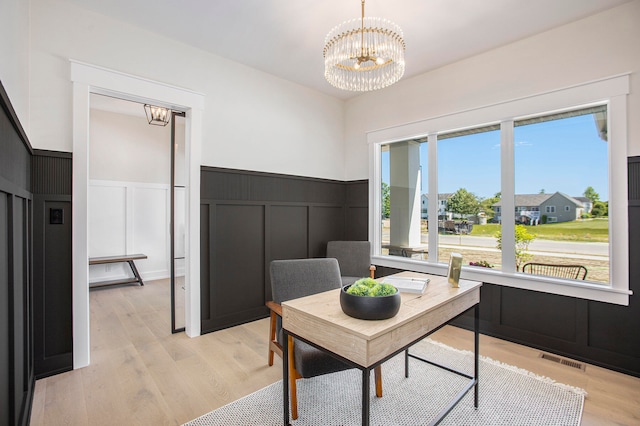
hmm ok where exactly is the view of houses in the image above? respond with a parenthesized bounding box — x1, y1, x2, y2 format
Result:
(422, 191, 595, 225)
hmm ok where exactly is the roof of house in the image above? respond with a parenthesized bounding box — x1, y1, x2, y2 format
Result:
(493, 192, 584, 208)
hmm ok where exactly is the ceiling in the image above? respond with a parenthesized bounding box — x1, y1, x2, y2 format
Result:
(69, 0, 631, 101)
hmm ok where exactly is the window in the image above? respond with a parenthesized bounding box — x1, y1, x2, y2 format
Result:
(514, 106, 609, 283)
(436, 125, 500, 268)
(368, 75, 629, 305)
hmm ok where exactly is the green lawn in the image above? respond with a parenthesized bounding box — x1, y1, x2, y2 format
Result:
(470, 218, 609, 242)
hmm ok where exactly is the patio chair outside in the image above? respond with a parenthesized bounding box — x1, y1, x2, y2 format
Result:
(522, 262, 588, 280)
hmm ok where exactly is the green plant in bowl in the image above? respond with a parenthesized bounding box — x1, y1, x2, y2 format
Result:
(341, 278, 400, 320)
(346, 277, 398, 297)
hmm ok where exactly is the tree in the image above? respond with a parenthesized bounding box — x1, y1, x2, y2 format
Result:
(591, 200, 608, 217)
(381, 182, 390, 219)
(447, 188, 480, 218)
(539, 189, 545, 194)
(583, 186, 600, 203)
(480, 194, 500, 220)
(495, 225, 536, 270)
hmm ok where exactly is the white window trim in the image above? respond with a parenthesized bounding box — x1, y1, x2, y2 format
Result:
(368, 74, 630, 305)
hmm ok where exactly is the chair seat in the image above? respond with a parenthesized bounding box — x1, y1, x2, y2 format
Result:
(277, 329, 352, 378)
(294, 339, 352, 378)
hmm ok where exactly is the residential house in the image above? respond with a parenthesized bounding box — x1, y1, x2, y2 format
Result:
(574, 196, 594, 214)
(1, 1, 639, 425)
(493, 192, 585, 224)
(420, 193, 453, 219)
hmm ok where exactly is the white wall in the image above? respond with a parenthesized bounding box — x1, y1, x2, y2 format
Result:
(29, 0, 346, 180)
(0, 0, 30, 132)
(344, 0, 640, 180)
(89, 108, 172, 183)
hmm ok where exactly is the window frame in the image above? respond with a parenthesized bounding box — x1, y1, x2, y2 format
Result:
(368, 74, 630, 305)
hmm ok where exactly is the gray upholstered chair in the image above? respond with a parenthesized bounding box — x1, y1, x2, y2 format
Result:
(326, 240, 376, 286)
(266, 258, 382, 420)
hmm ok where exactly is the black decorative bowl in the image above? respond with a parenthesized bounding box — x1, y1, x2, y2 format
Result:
(340, 285, 401, 320)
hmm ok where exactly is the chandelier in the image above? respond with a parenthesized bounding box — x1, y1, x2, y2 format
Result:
(323, 0, 405, 92)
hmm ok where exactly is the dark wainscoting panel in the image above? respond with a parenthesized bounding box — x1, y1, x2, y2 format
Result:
(0, 87, 31, 190)
(213, 203, 265, 329)
(0, 80, 35, 426)
(500, 287, 578, 341)
(0, 193, 9, 422)
(345, 181, 369, 241)
(309, 206, 345, 258)
(33, 196, 73, 378)
(200, 167, 368, 333)
(270, 205, 308, 261)
(31, 150, 73, 379)
(200, 204, 212, 325)
(10, 197, 29, 424)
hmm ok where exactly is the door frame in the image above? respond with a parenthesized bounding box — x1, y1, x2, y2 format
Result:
(71, 60, 204, 369)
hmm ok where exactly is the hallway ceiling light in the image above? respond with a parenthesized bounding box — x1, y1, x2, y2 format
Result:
(144, 104, 171, 126)
(323, 0, 405, 92)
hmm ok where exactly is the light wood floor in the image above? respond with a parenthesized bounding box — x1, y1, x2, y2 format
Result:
(31, 279, 640, 425)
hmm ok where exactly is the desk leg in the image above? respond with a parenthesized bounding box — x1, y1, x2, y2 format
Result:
(283, 330, 290, 426)
(405, 349, 409, 378)
(362, 368, 370, 426)
(474, 304, 479, 408)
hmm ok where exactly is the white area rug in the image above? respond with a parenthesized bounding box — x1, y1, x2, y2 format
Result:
(185, 339, 585, 425)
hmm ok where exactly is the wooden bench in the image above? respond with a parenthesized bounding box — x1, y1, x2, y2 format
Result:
(88, 254, 147, 289)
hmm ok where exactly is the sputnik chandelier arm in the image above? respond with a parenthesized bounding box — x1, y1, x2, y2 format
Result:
(323, 0, 405, 91)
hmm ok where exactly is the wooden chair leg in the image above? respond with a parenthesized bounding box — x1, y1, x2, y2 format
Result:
(288, 336, 301, 420)
(268, 310, 277, 366)
(374, 365, 383, 397)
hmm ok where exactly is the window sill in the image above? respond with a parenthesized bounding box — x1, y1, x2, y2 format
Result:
(372, 255, 631, 306)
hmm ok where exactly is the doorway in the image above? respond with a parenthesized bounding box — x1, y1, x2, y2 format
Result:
(71, 61, 204, 369)
(87, 95, 186, 333)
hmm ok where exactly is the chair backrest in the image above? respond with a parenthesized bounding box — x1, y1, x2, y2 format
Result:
(522, 262, 588, 280)
(326, 241, 371, 278)
(270, 258, 342, 304)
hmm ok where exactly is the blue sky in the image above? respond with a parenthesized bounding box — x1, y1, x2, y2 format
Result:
(382, 114, 609, 201)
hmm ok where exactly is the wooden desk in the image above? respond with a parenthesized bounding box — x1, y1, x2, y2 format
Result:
(282, 272, 481, 426)
(88, 254, 147, 288)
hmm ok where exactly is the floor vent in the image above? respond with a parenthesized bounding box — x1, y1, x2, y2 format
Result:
(539, 353, 586, 371)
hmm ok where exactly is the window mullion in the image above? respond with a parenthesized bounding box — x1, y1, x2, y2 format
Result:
(369, 142, 382, 255)
(500, 120, 517, 273)
(427, 134, 438, 263)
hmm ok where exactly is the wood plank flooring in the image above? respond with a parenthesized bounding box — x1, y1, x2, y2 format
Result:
(31, 279, 640, 425)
